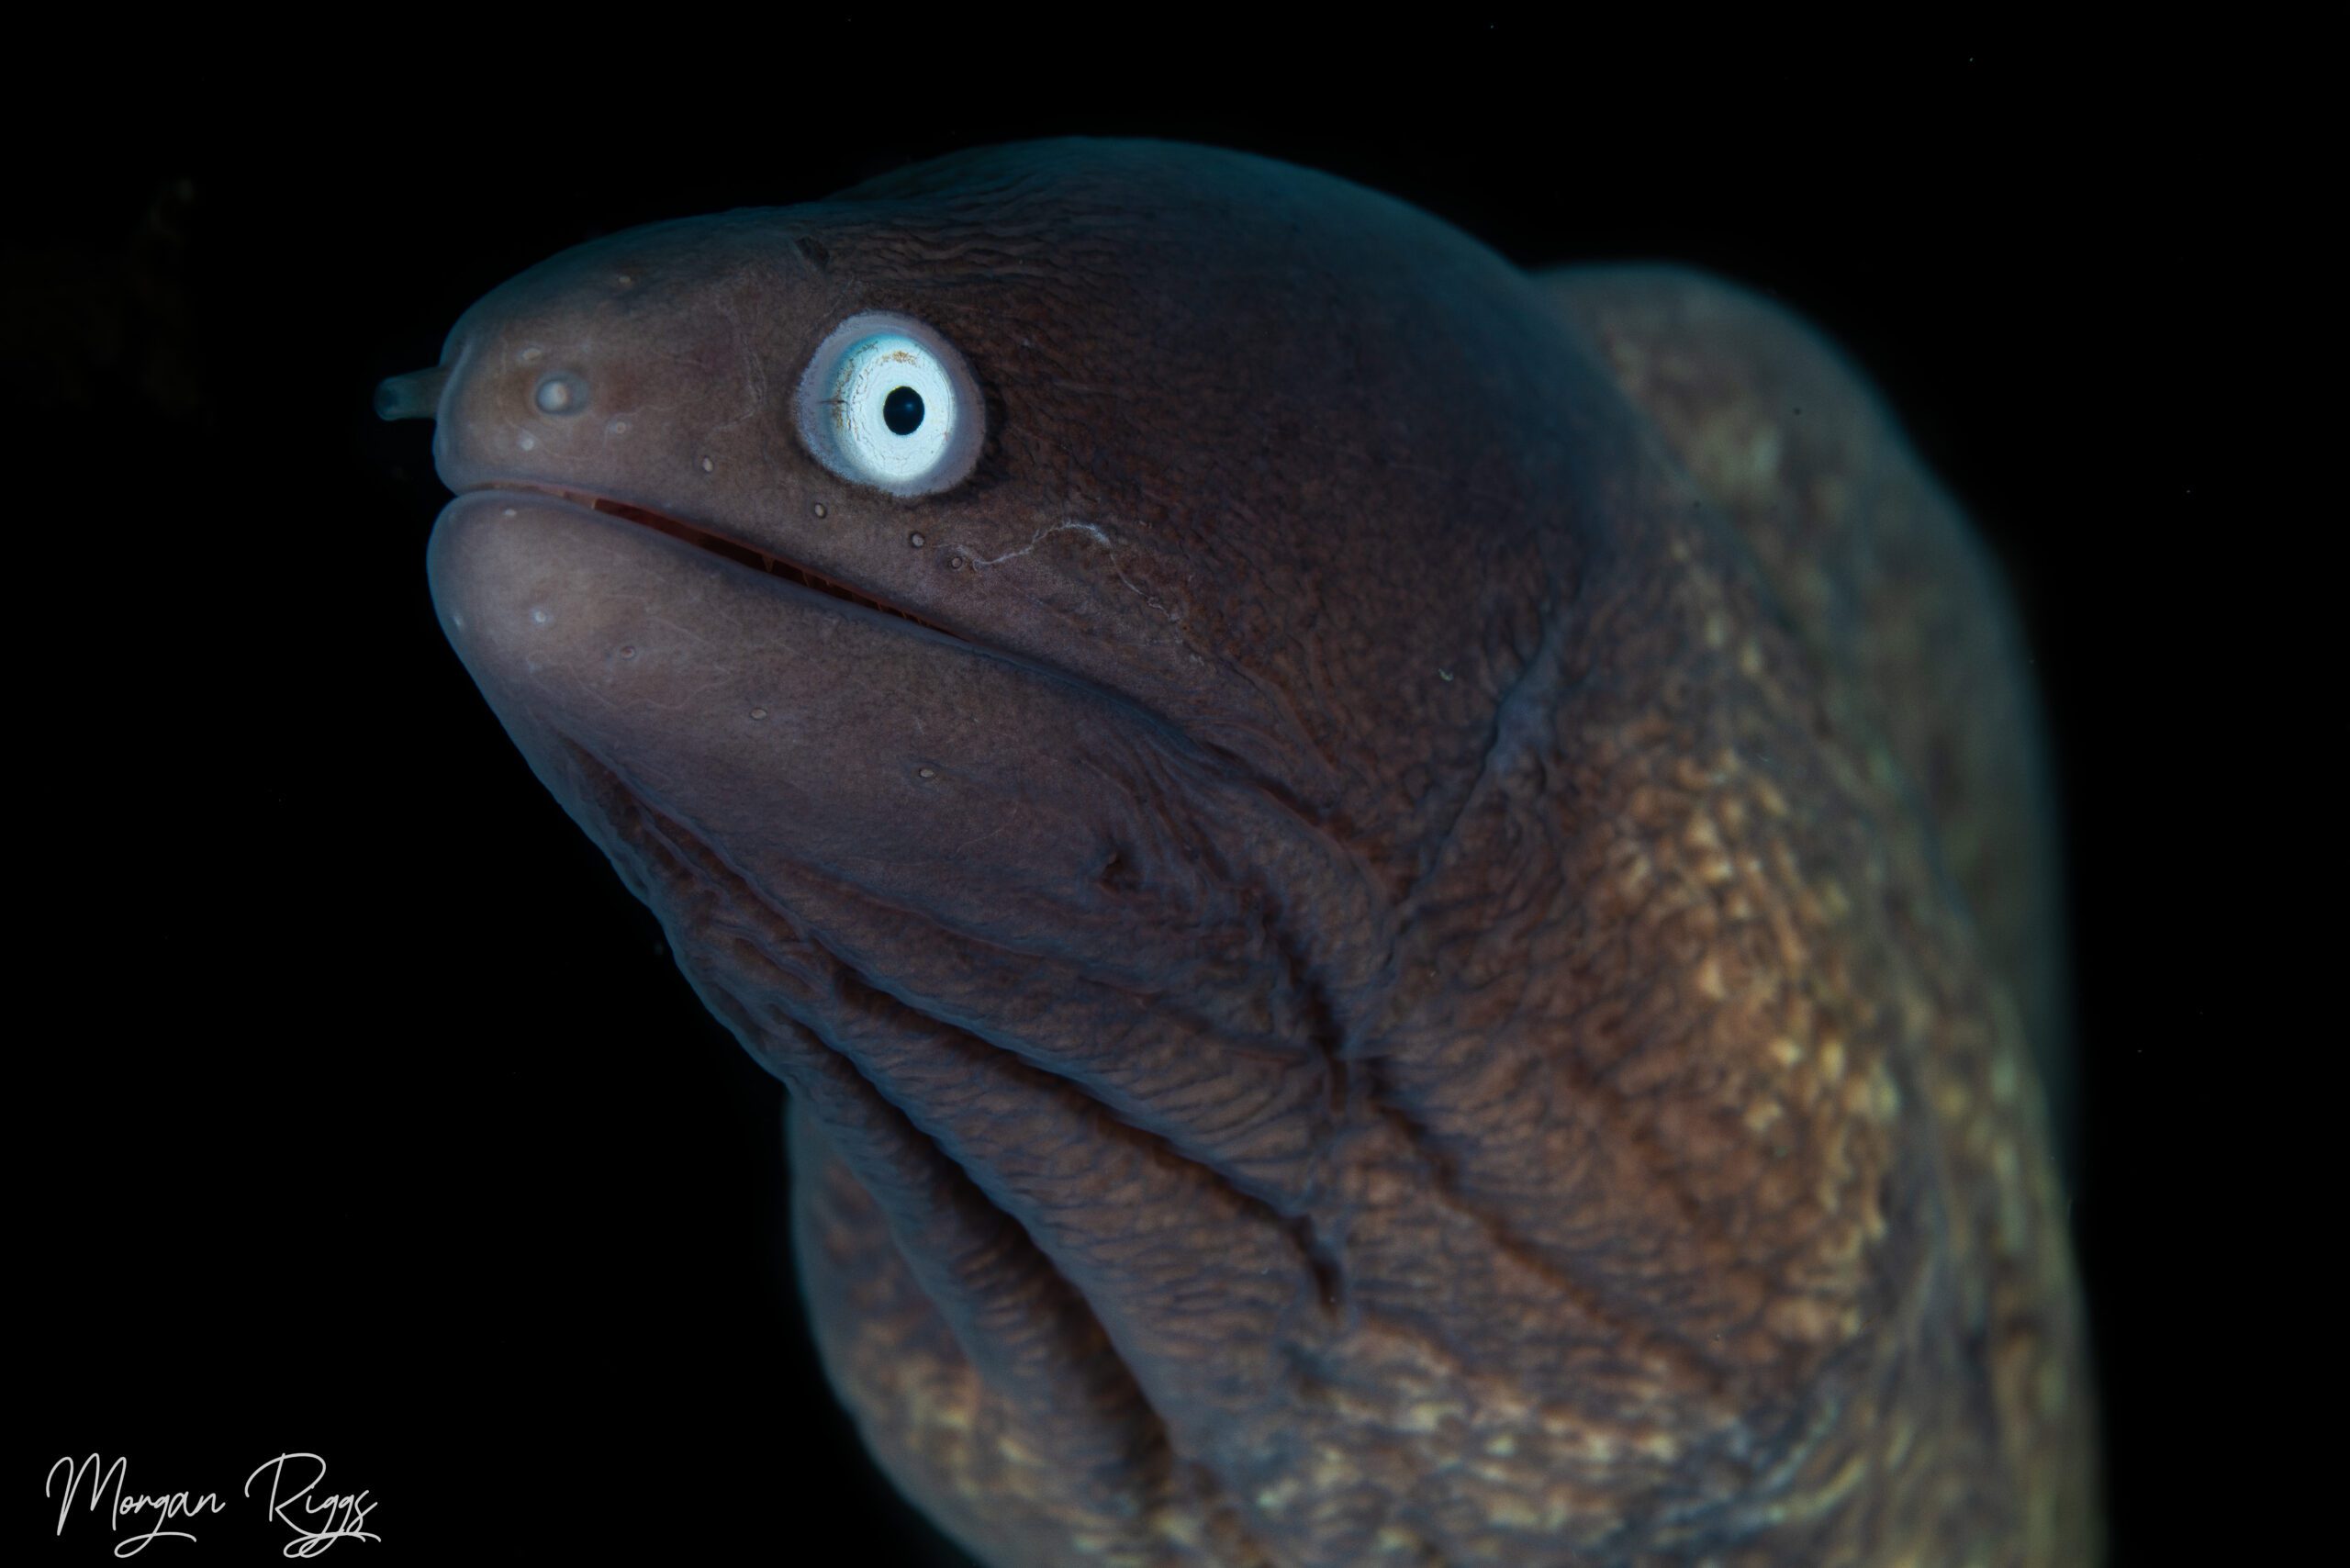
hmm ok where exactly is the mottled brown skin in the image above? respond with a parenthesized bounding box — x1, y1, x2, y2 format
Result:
(398, 140, 2095, 1564)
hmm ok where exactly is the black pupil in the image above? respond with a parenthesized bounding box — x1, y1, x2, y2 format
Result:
(882, 386, 924, 435)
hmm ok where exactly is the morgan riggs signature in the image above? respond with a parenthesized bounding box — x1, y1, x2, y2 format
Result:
(46, 1452, 377, 1557)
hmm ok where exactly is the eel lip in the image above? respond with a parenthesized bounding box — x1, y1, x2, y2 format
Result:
(477, 481, 963, 643)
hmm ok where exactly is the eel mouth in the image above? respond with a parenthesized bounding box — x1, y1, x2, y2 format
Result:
(487, 482, 961, 642)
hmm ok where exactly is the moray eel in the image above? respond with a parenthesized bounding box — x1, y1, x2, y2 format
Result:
(381, 140, 2096, 1565)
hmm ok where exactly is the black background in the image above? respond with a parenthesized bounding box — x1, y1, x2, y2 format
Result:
(16, 41, 2249, 1564)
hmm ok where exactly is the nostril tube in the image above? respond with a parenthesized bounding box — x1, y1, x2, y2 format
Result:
(375, 366, 450, 421)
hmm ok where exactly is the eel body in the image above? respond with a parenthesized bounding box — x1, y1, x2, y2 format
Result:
(384, 139, 2095, 1565)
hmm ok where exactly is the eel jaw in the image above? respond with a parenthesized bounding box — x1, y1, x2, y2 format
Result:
(481, 482, 965, 643)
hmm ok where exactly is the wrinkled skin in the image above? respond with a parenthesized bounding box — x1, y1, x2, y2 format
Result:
(395, 140, 2096, 1565)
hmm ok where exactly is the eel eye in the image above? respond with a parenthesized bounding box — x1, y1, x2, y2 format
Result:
(794, 310, 983, 496)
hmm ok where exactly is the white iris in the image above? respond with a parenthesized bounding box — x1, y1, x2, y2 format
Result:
(795, 312, 982, 495)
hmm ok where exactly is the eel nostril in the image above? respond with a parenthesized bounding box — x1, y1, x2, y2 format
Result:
(374, 364, 449, 421)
